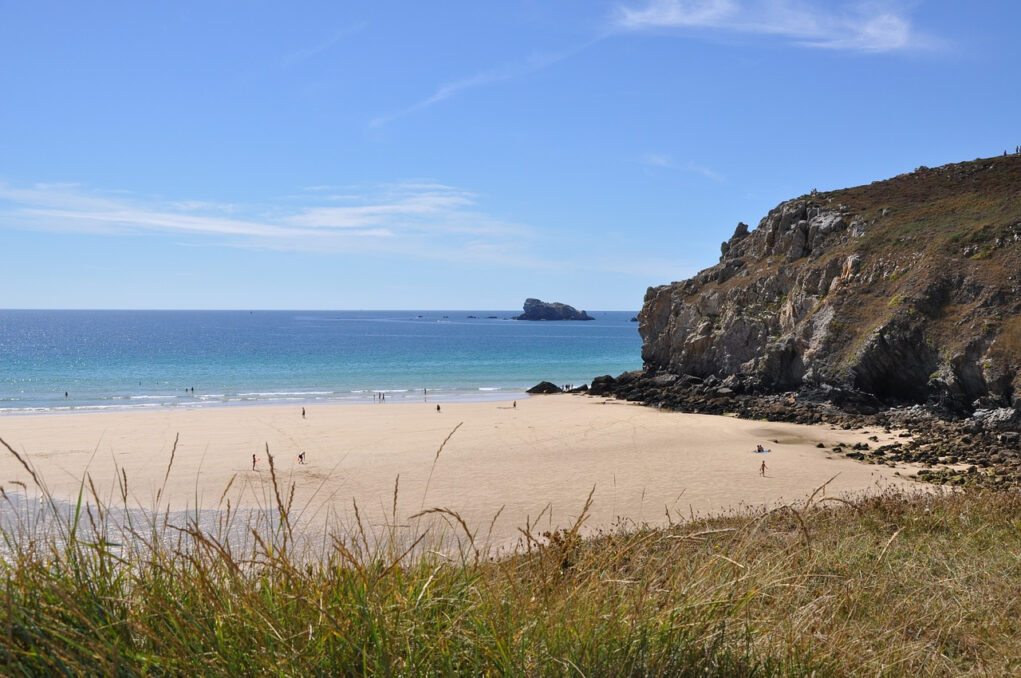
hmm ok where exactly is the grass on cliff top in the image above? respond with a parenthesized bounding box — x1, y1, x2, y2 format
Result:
(2, 435, 1020, 677)
(821, 155, 1021, 279)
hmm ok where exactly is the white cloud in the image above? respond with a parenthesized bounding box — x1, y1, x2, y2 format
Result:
(684, 161, 725, 182)
(0, 181, 533, 259)
(370, 69, 511, 128)
(279, 22, 367, 69)
(637, 152, 726, 182)
(615, 0, 934, 52)
(640, 151, 675, 168)
(370, 38, 605, 128)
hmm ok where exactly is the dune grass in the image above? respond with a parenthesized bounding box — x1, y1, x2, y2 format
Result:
(1, 434, 1019, 676)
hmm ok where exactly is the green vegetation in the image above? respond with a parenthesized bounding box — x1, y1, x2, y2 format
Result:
(2, 441, 1020, 675)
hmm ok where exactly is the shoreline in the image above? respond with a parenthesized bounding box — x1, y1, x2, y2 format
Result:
(0, 388, 534, 418)
(0, 394, 923, 549)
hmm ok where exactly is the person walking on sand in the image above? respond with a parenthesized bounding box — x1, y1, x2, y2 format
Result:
(436, 404, 441, 412)
(302, 407, 306, 419)
(297, 451, 305, 464)
(252, 454, 257, 471)
(760, 459, 767, 476)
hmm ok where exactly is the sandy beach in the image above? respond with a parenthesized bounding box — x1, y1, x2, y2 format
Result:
(0, 395, 921, 550)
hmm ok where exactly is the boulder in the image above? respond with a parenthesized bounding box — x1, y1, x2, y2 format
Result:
(588, 375, 617, 396)
(526, 381, 563, 394)
(968, 407, 1021, 432)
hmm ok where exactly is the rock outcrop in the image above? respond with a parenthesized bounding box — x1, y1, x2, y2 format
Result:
(636, 156, 1021, 417)
(514, 298, 594, 321)
(527, 381, 563, 394)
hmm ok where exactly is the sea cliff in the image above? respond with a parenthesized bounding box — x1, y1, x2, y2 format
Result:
(636, 156, 1020, 413)
(598, 155, 1021, 484)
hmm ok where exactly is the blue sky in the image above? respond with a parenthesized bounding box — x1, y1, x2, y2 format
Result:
(2, 1, 1018, 310)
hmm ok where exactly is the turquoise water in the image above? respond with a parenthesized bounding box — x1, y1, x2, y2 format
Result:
(0, 310, 641, 413)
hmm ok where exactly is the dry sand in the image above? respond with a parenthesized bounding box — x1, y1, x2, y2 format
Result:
(0, 395, 921, 550)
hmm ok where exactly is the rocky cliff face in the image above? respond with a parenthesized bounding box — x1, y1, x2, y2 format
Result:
(638, 156, 1021, 415)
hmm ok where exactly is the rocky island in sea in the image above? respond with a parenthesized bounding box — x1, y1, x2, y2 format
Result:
(586, 154, 1021, 486)
(514, 298, 594, 321)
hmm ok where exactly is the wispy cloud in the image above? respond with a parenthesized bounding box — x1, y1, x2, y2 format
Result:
(0, 181, 534, 260)
(637, 152, 726, 182)
(280, 22, 367, 69)
(370, 38, 604, 128)
(614, 0, 936, 52)
(640, 152, 675, 168)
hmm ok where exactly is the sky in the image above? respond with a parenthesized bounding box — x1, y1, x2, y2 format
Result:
(2, 1, 1019, 311)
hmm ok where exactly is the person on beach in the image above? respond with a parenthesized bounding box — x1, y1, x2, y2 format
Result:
(756, 444, 764, 453)
(297, 451, 305, 464)
(513, 400, 516, 408)
(301, 407, 306, 419)
(436, 404, 441, 412)
(252, 454, 257, 471)
(760, 459, 767, 476)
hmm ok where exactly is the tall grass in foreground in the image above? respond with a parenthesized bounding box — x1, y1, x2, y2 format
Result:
(1, 437, 1019, 676)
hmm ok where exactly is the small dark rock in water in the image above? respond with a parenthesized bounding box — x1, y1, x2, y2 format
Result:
(527, 381, 563, 394)
(514, 298, 594, 321)
(630, 316, 639, 322)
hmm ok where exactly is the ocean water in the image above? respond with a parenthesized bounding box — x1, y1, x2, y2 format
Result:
(0, 310, 641, 413)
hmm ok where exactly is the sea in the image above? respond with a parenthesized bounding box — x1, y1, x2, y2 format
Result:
(0, 310, 642, 414)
